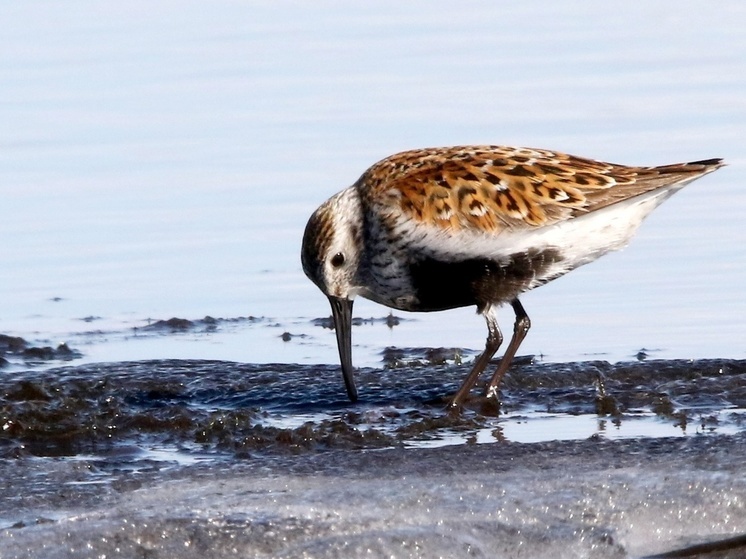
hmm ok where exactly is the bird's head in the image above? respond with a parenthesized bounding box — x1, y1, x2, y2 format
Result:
(301, 188, 364, 401)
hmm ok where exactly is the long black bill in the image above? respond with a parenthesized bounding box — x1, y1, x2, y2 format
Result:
(328, 296, 357, 402)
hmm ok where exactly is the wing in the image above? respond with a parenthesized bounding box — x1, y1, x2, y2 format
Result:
(357, 145, 722, 233)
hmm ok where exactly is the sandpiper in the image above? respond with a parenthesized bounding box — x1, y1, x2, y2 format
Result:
(301, 145, 723, 408)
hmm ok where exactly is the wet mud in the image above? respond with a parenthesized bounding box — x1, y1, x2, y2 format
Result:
(2, 357, 744, 459)
(137, 315, 267, 334)
(0, 334, 82, 367)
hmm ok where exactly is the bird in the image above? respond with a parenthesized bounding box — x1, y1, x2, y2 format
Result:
(301, 145, 723, 409)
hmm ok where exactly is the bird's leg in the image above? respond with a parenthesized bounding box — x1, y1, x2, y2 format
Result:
(484, 299, 530, 399)
(448, 306, 502, 410)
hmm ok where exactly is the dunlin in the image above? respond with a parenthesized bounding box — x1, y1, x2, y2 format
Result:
(301, 145, 723, 408)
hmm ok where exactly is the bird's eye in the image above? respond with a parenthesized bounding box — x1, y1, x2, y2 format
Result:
(330, 252, 345, 268)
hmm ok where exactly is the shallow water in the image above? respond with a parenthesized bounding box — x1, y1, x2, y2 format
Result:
(2, 1, 746, 557)
(1, 1, 745, 370)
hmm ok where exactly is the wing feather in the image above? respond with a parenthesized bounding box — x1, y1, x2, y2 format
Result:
(356, 146, 721, 235)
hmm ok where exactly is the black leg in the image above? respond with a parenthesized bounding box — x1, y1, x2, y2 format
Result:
(448, 306, 502, 409)
(484, 299, 530, 399)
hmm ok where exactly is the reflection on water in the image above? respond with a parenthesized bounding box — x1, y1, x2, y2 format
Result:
(409, 409, 745, 449)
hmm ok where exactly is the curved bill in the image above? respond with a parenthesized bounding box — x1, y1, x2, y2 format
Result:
(328, 296, 357, 402)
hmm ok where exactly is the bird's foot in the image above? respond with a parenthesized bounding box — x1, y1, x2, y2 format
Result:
(445, 391, 502, 417)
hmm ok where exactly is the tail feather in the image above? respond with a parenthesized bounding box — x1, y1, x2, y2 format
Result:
(647, 157, 724, 178)
(686, 158, 724, 167)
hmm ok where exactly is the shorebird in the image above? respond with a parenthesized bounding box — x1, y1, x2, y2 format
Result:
(301, 145, 723, 408)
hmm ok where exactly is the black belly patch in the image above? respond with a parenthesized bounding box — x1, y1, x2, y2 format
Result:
(408, 248, 563, 312)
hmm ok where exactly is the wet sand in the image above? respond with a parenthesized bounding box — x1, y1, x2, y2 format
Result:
(2, 426, 745, 558)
